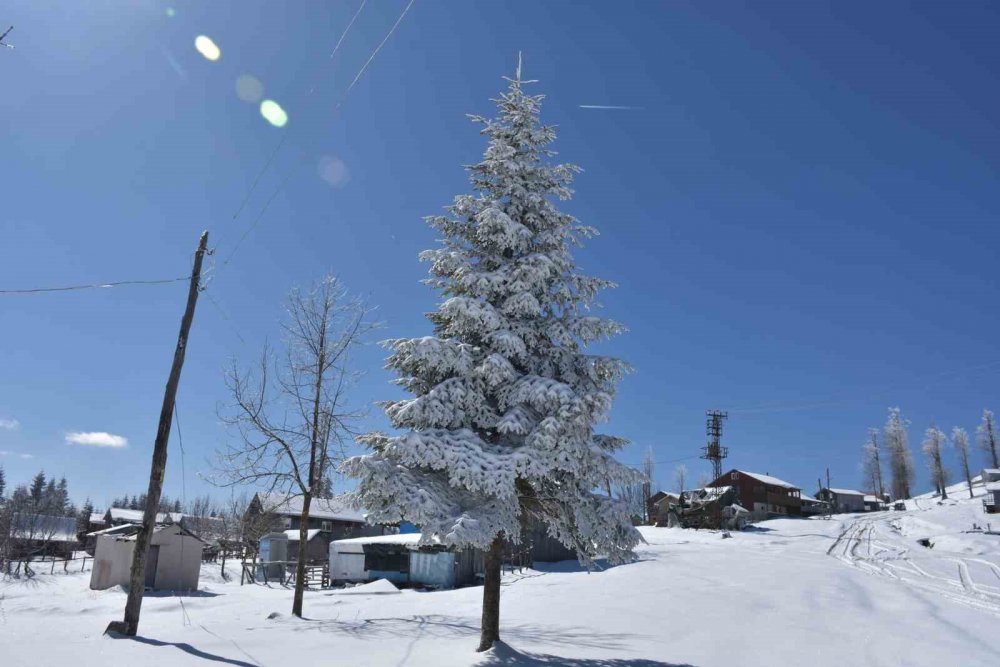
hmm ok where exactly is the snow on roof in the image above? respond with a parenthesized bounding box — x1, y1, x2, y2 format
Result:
(735, 471, 799, 490)
(800, 496, 827, 505)
(827, 488, 866, 497)
(983, 468, 1000, 476)
(256, 492, 366, 523)
(107, 507, 186, 524)
(114, 523, 204, 543)
(89, 513, 107, 524)
(863, 495, 880, 503)
(86, 524, 140, 538)
(986, 482, 1000, 492)
(333, 532, 426, 546)
(284, 529, 322, 542)
(11, 514, 77, 543)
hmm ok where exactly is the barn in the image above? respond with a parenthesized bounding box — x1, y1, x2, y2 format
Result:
(90, 524, 203, 591)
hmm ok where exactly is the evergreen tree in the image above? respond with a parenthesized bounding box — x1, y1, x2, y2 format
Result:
(173, 499, 182, 513)
(56, 476, 71, 516)
(29, 471, 46, 506)
(345, 65, 642, 652)
(78, 498, 95, 535)
(921, 426, 948, 499)
(977, 409, 999, 469)
(884, 408, 915, 500)
(0, 465, 6, 499)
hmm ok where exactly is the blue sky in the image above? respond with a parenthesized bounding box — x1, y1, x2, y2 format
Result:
(2, 1, 999, 508)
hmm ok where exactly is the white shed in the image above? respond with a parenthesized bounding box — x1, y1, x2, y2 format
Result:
(90, 524, 203, 591)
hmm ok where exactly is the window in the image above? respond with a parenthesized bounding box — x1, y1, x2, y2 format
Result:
(321, 521, 332, 532)
(282, 517, 292, 529)
(731, 472, 738, 481)
(364, 546, 409, 573)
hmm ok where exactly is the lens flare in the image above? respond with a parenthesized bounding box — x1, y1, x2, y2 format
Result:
(236, 75, 264, 103)
(260, 100, 288, 127)
(194, 35, 221, 62)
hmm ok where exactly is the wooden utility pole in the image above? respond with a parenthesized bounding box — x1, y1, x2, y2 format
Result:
(107, 231, 209, 637)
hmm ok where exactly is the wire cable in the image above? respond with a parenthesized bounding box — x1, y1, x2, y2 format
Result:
(0, 276, 189, 295)
(220, 0, 416, 269)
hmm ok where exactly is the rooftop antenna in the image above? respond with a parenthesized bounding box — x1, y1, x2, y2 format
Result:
(701, 410, 729, 483)
(0, 26, 13, 49)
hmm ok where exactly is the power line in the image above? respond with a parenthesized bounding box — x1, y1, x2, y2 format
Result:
(220, 0, 416, 269)
(228, 1, 369, 227)
(0, 276, 189, 295)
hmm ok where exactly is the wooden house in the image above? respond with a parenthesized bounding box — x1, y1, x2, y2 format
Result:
(706, 470, 802, 520)
(245, 493, 385, 564)
(816, 488, 866, 513)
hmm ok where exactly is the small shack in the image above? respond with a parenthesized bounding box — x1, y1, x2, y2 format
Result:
(90, 524, 203, 591)
(983, 482, 1000, 515)
(284, 529, 328, 562)
(330, 533, 482, 589)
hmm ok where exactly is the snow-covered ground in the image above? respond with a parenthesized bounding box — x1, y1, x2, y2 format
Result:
(3, 488, 999, 666)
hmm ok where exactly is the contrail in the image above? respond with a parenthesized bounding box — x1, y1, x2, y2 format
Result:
(579, 104, 644, 110)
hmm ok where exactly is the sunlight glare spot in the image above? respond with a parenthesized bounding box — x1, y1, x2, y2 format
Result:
(195, 35, 221, 62)
(260, 100, 288, 128)
(236, 75, 264, 103)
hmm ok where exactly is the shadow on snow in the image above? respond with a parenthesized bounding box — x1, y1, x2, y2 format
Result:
(483, 640, 694, 666)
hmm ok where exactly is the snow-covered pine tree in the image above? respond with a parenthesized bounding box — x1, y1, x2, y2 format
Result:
(884, 407, 915, 500)
(977, 409, 999, 469)
(921, 426, 948, 499)
(343, 64, 643, 652)
(951, 427, 973, 499)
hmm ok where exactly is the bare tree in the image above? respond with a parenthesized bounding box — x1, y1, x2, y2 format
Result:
(922, 426, 949, 499)
(641, 447, 655, 523)
(614, 480, 644, 523)
(861, 428, 885, 498)
(674, 464, 687, 495)
(214, 275, 378, 617)
(952, 427, 974, 499)
(977, 409, 999, 469)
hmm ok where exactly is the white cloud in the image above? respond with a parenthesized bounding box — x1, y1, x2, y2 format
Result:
(318, 155, 350, 188)
(0, 449, 32, 459)
(65, 431, 128, 448)
(19, 453, 33, 459)
(0, 418, 19, 430)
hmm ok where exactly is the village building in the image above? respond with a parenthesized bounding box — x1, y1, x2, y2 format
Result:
(330, 533, 482, 589)
(816, 488, 866, 513)
(85, 512, 107, 535)
(245, 492, 386, 564)
(8, 514, 78, 559)
(83, 523, 140, 556)
(799, 495, 829, 517)
(981, 468, 1000, 485)
(983, 482, 1000, 514)
(90, 523, 203, 591)
(706, 470, 802, 520)
(648, 491, 681, 525)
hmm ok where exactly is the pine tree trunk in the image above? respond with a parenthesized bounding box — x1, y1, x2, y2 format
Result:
(477, 536, 503, 652)
(292, 494, 312, 617)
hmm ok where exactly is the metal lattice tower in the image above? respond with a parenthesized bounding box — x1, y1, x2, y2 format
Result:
(701, 410, 729, 483)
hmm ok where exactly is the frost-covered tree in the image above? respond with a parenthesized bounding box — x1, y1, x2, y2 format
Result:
(343, 65, 643, 652)
(951, 427, 973, 499)
(641, 447, 655, 522)
(977, 409, 999, 468)
(884, 408, 915, 500)
(922, 426, 949, 499)
(861, 428, 885, 498)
